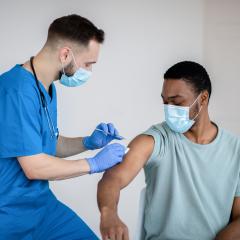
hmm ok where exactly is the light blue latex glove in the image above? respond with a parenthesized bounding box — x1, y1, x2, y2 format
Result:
(86, 143, 126, 174)
(83, 123, 124, 150)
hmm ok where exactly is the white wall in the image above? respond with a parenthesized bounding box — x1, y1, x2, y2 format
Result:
(1, 0, 207, 238)
(203, 0, 240, 134)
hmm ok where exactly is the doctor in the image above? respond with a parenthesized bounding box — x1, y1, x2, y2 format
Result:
(0, 14, 125, 239)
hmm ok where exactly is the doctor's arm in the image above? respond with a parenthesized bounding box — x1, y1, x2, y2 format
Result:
(18, 153, 90, 180)
(97, 135, 154, 240)
(56, 135, 86, 158)
(215, 197, 240, 240)
(17, 143, 125, 181)
(56, 123, 123, 158)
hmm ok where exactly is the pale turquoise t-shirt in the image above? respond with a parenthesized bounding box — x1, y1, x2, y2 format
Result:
(142, 122, 240, 240)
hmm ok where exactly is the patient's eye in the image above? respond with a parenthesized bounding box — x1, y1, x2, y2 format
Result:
(168, 101, 183, 106)
(173, 102, 182, 106)
(174, 101, 184, 106)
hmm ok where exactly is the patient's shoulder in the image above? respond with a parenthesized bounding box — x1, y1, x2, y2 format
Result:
(127, 134, 155, 162)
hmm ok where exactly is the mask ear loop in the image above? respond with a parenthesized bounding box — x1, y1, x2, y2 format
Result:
(69, 49, 79, 69)
(70, 49, 93, 73)
(190, 93, 203, 121)
(192, 105, 203, 121)
(61, 61, 66, 75)
(60, 48, 78, 75)
(189, 93, 202, 108)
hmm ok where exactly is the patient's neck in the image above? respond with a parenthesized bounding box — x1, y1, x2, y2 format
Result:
(184, 111, 218, 145)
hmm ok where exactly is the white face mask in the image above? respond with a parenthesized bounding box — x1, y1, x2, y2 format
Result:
(60, 50, 92, 87)
(164, 94, 202, 133)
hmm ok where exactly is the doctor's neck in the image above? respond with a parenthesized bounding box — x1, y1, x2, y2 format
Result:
(24, 46, 60, 92)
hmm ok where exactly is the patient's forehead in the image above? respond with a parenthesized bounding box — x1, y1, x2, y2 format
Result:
(161, 79, 195, 99)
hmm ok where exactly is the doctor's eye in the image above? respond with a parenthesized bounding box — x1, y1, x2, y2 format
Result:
(85, 63, 92, 69)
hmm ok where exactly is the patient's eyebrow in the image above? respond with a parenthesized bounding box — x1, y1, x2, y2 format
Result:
(161, 94, 184, 100)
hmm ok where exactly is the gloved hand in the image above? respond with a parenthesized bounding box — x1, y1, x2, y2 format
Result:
(86, 143, 126, 174)
(83, 123, 124, 150)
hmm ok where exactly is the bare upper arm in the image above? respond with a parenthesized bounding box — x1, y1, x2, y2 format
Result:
(231, 197, 240, 221)
(101, 134, 155, 189)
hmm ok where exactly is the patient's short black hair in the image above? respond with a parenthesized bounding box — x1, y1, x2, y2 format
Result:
(164, 61, 212, 101)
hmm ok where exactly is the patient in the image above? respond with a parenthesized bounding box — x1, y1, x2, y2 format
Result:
(97, 61, 240, 240)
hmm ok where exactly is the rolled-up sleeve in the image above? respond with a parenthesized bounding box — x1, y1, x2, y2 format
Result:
(235, 174, 240, 197)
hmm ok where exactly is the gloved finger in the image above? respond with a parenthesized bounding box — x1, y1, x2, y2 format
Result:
(108, 148, 125, 159)
(116, 158, 124, 164)
(114, 135, 124, 140)
(112, 128, 124, 140)
(114, 148, 125, 156)
(116, 146, 126, 154)
(97, 123, 109, 135)
(107, 123, 115, 136)
(109, 143, 126, 150)
(117, 153, 125, 160)
(114, 127, 120, 136)
(116, 150, 126, 159)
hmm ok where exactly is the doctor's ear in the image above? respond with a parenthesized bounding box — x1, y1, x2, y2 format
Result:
(59, 47, 72, 65)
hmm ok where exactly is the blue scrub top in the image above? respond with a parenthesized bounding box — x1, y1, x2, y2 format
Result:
(0, 65, 58, 204)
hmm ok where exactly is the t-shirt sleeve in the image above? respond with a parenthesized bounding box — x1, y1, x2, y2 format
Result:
(235, 174, 240, 197)
(0, 89, 42, 158)
(142, 125, 166, 168)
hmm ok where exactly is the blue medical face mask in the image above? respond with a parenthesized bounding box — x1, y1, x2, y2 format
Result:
(60, 51, 92, 87)
(164, 94, 202, 133)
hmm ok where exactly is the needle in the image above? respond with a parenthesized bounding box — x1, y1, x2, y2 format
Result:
(96, 128, 125, 139)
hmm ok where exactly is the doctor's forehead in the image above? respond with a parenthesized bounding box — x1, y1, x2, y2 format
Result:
(76, 40, 100, 60)
(161, 79, 195, 99)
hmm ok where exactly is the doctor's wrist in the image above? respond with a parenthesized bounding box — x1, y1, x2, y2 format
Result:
(82, 136, 95, 150)
(79, 159, 91, 174)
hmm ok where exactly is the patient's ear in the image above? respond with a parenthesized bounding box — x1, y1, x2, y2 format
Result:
(201, 90, 209, 106)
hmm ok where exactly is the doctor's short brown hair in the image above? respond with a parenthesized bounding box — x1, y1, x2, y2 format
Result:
(47, 14, 105, 46)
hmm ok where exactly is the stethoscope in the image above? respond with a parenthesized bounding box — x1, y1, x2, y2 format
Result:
(30, 57, 58, 139)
